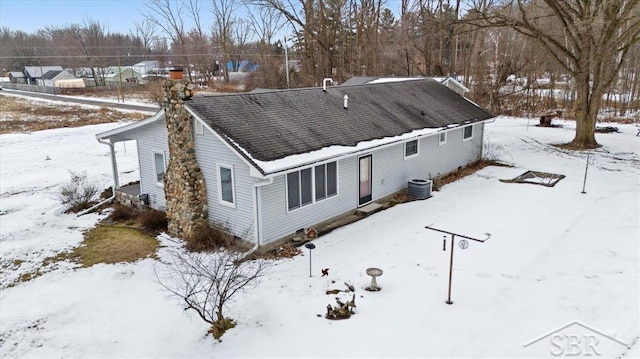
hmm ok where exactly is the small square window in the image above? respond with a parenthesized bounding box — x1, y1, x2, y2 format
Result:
(463, 125, 473, 140)
(195, 120, 204, 135)
(439, 132, 447, 145)
(405, 140, 418, 158)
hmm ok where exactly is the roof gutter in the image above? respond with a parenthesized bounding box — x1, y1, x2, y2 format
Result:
(78, 138, 119, 216)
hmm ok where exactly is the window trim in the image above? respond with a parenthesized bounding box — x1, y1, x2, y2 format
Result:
(438, 131, 447, 145)
(153, 151, 166, 186)
(194, 119, 204, 135)
(404, 139, 419, 159)
(217, 164, 236, 208)
(285, 161, 339, 212)
(463, 124, 474, 141)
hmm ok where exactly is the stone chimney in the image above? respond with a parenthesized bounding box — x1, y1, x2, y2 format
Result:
(162, 79, 208, 239)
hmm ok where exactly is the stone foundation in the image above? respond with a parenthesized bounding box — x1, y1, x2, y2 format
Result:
(162, 80, 208, 239)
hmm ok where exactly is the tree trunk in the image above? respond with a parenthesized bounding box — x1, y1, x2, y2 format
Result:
(571, 74, 599, 148)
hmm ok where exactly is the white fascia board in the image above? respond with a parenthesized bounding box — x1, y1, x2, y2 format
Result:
(96, 110, 164, 141)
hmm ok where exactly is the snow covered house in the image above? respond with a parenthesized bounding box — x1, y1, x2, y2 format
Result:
(96, 78, 493, 249)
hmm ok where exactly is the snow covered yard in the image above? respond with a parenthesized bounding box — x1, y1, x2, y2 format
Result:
(0, 117, 638, 358)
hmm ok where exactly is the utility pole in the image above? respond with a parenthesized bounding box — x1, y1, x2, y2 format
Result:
(425, 226, 490, 305)
(117, 53, 124, 103)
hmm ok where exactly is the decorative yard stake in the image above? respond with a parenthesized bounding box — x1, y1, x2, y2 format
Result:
(305, 243, 316, 277)
(425, 226, 490, 305)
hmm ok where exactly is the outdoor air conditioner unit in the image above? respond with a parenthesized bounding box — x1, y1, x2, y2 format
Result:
(407, 179, 432, 200)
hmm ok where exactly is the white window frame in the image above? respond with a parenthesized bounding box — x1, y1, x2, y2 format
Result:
(194, 119, 204, 135)
(404, 139, 419, 159)
(217, 164, 236, 208)
(153, 151, 166, 186)
(285, 161, 338, 212)
(438, 131, 447, 145)
(463, 124, 474, 141)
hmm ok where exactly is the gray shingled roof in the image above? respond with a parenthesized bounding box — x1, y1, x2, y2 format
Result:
(186, 79, 493, 164)
(41, 70, 63, 80)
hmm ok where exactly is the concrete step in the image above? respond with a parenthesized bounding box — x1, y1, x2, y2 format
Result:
(356, 202, 383, 216)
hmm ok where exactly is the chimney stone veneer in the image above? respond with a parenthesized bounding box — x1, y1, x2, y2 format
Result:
(162, 79, 208, 239)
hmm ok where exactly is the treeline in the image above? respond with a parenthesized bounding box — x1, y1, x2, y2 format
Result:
(1, 0, 638, 117)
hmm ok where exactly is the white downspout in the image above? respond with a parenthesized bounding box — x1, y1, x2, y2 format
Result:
(244, 177, 274, 258)
(78, 138, 120, 216)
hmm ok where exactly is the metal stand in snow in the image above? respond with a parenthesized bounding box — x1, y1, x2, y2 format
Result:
(304, 243, 316, 277)
(425, 226, 490, 305)
(581, 153, 595, 194)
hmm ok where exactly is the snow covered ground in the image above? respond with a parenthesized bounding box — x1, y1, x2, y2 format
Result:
(1, 117, 639, 358)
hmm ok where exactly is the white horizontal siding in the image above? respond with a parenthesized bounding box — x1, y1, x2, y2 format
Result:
(194, 128, 257, 241)
(260, 157, 358, 242)
(258, 123, 484, 245)
(118, 120, 169, 210)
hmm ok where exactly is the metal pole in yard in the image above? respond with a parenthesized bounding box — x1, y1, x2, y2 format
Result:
(581, 153, 590, 194)
(425, 226, 490, 305)
(446, 234, 455, 304)
(304, 243, 316, 277)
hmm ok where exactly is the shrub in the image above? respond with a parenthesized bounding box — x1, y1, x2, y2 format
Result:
(109, 204, 137, 222)
(186, 222, 235, 252)
(58, 171, 100, 213)
(139, 209, 168, 234)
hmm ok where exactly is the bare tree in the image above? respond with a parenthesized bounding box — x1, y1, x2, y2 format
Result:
(211, 0, 240, 83)
(71, 20, 110, 86)
(156, 249, 270, 339)
(141, 0, 191, 78)
(473, 0, 640, 149)
(132, 19, 159, 60)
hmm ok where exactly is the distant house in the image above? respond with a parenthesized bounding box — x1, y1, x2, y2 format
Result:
(133, 61, 160, 76)
(23, 66, 64, 85)
(38, 70, 77, 87)
(104, 67, 142, 84)
(96, 79, 494, 249)
(9, 72, 26, 84)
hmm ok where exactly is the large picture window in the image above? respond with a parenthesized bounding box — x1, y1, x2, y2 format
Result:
(287, 161, 338, 210)
(153, 152, 166, 184)
(218, 164, 235, 207)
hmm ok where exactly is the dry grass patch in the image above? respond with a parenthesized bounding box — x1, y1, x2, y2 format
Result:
(63, 225, 159, 268)
(0, 95, 146, 134)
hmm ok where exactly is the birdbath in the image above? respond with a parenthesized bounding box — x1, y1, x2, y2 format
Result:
(365, 267, 383, 291)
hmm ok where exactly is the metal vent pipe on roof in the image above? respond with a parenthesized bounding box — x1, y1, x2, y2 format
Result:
(343, 94, 349, 109)
(323, 78, 334, 91)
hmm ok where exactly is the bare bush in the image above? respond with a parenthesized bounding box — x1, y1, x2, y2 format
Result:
(138, 208, 168, 234)
(186, 222, 236, 252)
(156, 250, 270, 339)
(108, 204, 137, 222)
(58, 171, 100, 213)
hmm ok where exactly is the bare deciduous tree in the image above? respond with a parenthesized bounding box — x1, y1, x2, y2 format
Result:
(473, 0, 640, 148)
(156, 249, 270, 339)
